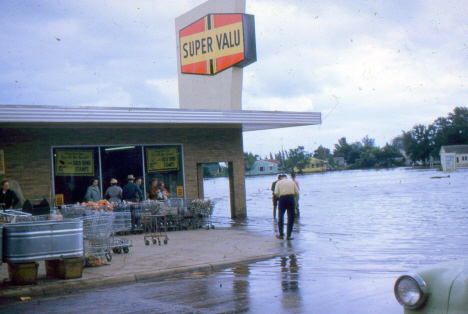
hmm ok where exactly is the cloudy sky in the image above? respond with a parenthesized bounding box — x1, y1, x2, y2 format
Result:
(1, 0, 467, 157)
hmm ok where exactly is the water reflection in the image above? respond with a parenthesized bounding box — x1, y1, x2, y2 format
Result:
(232, 264, 251, 312)
(280, 254, 302, 310)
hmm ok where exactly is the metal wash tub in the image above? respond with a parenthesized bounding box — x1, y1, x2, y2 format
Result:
(3, 219, 83, 263)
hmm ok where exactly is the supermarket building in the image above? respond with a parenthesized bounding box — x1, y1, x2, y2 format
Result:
(0, 0, 321, 218)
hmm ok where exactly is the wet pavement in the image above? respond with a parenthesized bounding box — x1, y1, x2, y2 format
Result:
(1, 167, 467, 313)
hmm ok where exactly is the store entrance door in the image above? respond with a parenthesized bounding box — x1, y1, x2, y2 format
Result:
(100, 146, 144, 197)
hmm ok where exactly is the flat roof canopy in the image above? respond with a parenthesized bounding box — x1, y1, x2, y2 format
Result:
(0, 105, 321, 132)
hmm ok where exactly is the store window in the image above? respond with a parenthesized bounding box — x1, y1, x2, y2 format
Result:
(52, 144, 184, 205)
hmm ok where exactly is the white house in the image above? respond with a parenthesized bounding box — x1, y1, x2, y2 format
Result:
(246, 159, 279, 176)
(440, 145, 468, 172)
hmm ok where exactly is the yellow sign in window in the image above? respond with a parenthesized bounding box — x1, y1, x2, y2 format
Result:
(55, 194, 64, 207)
(147, 147, 179, 172)
(55, 150, 94, 176)
(177, 186, 184, 197)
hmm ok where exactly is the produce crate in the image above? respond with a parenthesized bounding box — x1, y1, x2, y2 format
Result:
(8, 262, 39, 285)
(45, 257, 84, 279)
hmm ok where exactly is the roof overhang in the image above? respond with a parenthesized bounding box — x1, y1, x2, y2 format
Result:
(0, 105, 321, 132)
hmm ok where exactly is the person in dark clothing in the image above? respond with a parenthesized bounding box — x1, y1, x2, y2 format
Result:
(135, 177, 144, 201)
(122, 175, 144, 202)
(271, 174, 281, 219)
(1, 180, 20, 210)
(274, 175, 299, 240)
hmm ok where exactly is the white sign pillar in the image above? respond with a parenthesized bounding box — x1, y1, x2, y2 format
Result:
(175, 0, 246, 110)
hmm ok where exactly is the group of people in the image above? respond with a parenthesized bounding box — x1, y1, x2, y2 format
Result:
(84, 175, 170, 203)
(271, 173, 300, 241)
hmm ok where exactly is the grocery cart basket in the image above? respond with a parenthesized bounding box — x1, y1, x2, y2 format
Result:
(130, 203, 143, 234)
(0, 210, 32, 223)
(110, 211, 132, 254)
(82, 212, 115, 262)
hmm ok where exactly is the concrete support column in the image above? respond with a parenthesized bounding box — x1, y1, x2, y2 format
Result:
(196, 163, 204, 199)
(228, 159, 246, 219)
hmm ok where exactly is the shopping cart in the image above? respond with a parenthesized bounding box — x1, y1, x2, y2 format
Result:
(82, 212, 115, 262)
(189, 199, 216, 230)
(60, 204, 90, 219)
(110, 211, 132, 254)
(0, 209, 32, 224)
(141, 211, 168, 246)
(130, 203, 143, 234)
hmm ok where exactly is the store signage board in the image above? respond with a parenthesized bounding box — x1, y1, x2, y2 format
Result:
(55, 194, 64, 207)
(0, 149, 5, 174)
(180, 13, 256, 75)
(177, 186, 184, 197)
(55, 150, 94, 176)
(146, 147, 179, 172)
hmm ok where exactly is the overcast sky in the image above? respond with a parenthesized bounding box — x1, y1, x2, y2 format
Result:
(1, 0, 467, 157)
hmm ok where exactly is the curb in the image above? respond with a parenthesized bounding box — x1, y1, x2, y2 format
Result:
(0, 253, 280, 298)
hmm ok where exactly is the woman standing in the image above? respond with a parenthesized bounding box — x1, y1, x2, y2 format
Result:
(159, 181, 170, 198)
(148, 178, 159, 200)
(156, 181, 170, 200)
(85, 178, 102, 202)
(104, 178, 122, 203)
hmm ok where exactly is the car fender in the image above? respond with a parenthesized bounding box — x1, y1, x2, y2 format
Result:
(403, 259, 468, 313)
(448, 267, 468, 313)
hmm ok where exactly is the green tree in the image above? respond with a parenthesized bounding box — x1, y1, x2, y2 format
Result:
(431, 107, 468, 158)
(244, 152, 259, 172)
(354, 147, 380, 168)
(333, 137, 352, 161)
(402, 124, 434, 164)
(313, 145, 331, 160)
(361, 135, 375, 147)
(283, 146, 311, 173)
(203, 166, 213, 178)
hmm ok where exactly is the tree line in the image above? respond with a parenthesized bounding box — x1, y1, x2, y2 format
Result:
(400, 106, 468, 165)
(245, 136, 403, 173)
(244, 107, 468, 172)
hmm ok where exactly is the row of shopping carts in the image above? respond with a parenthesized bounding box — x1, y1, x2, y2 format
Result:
(60, 206, 133, 262)
(2, 198, 216, 262)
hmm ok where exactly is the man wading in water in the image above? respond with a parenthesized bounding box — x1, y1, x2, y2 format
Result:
(274, 174, 299, 240)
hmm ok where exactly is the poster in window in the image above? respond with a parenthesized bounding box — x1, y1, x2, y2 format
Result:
(177, 186, 184, 197)
(55, 194, 64, 207)
(55, 150, 95, 176)
(0, 149, 5, 174)
(147, 147, 179, 172)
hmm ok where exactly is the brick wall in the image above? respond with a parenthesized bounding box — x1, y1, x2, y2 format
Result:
(0, 124, 247, 217)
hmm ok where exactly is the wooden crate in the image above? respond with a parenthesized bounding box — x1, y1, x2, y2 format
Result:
(45, 257, 84, 279)
(8, 262, 39, 285)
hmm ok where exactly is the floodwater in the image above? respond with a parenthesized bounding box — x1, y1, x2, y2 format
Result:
(3, 167, 467, 313)
(203, 167, 468, 312)
(208, 166, 468, 269)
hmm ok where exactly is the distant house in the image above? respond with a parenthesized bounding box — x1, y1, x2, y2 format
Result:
(440, 145, 468, 172)
(296, 158, 327, 173)
(333, 157, 346, 166)
(246, 159, 278, 176)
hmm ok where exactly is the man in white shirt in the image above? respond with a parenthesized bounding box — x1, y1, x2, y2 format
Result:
(274, 174, 299, 240)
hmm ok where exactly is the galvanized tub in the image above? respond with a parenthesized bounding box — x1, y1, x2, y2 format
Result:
(3, 219, 83, 263)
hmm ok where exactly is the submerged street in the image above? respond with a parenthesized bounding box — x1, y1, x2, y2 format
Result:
(2, 167, 467, 313)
